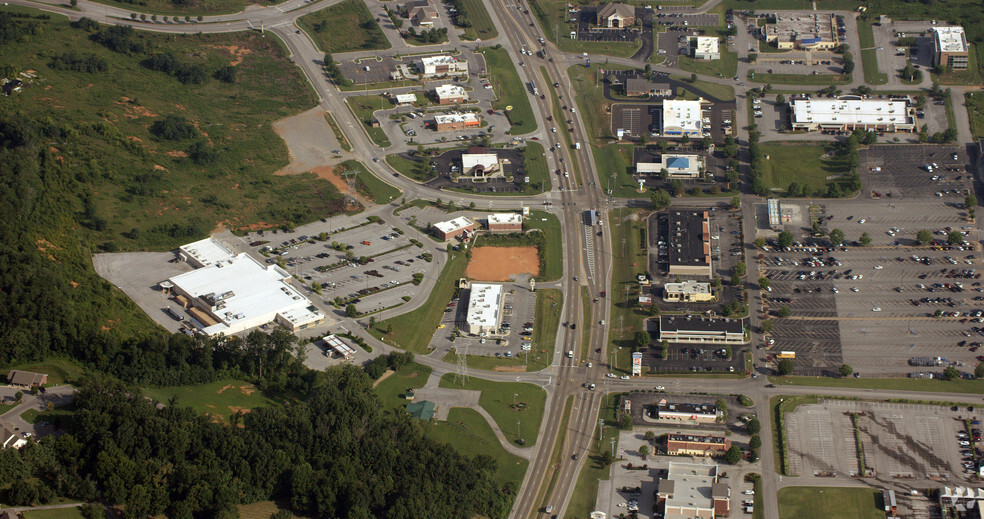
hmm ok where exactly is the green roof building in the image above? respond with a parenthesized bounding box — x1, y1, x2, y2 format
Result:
(406, 400, 436, 421)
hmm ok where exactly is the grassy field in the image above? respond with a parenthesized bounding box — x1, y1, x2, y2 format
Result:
(237, 501, 299, 519)
(608, 209, 652, 371)
(968, 92, 984, 139)
(522, 141, 552, 194)
(749, 71, 851, 85)
(440, 374, 546, 446)
(4, 359, 86, 386)
(0, 19, 346, 253)
(770, 374, 984, 394)
(456, 0, 498, 41)
(527, 210, 563, 281)
(935, 44, 984, 86)
(669, 75, 737, 101)
(373, 362, 433, 412)
(568, 63, 621, 146)
(758, 142, 852, 194)
(778, 487, 884, 519)
(141, 378, 277, 423)
(338, 160, 402, 204)
(298, 0, 389, 54)
(21, 509, 85, 519)
(592, 143, 639, 198)
(480, 47, 536, 135)
(442, 288, 562, 372)
(678, 47, 739, 79)
(346, 95, 393, 148)
(385, 153, 437, 182)
(423, 407, 529, 488)
(370, 252, 468, 352)
(858, 19, 888, 85)
(565, 393, 624, 519)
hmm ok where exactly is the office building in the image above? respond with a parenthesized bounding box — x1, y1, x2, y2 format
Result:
(657, 462, 730, 518)
(487, 213, 523, 232)
(658, 315, 746, 344)
(625, 78, 672, 98)
(465, 283, 503, 334)
(761, 12, 838, 50)
(663, 280, 713, 303)
(434, 84, 467, 104)
(789, 97, 914, 132)
(596, 3, 635, 28)
(636, 154, 703, 179)
(932, 26, 969, 70)
(666, 210, 712, 277)
(433, 216, 475, 240)
(691, 36, 720, 60)
(662, 100, 704, 138)
(418, 55, 468, 78)
(666, 433, 731, 457)
(434, 112, 480, 131)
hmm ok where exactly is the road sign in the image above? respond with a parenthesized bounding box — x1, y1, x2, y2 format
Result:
(632, 352, 642, 376)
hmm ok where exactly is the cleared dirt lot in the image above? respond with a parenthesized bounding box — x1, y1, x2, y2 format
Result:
(466, 246, 539, 281)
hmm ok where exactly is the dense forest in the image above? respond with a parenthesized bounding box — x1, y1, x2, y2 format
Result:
(0, 12, 513, 517)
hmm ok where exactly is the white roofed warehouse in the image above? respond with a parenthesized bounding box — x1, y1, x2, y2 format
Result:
(465, 283, 503, 334)
(789, 96, 914, 132)
(662, 100, 703, 138)
(487, 213, 523, 232)
(433, 216, 475, 240)
(168, 239, 325, 336)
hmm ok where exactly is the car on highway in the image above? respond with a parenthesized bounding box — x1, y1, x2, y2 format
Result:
(620, 375, 630, 380)
(872, 307, 881, 312)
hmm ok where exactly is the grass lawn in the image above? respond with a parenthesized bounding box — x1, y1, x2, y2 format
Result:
(858, 19, 888, 85)
(339, 160, 402, 204)
(749, 70, 851, 85)
(141, 378, 277, 423)
(521, 141, 552, 194)
(592, 143, 639, 198)
(566, 393, 624, 519)
(669, 75, 737, 101)
(439, 374, 546, 446)
(568, 63, 637, 146)
(534, 395, 573, 513)
(0, 403, 16, 415)
(21, 508, 85, 519)
(480, 47, 536, 135)
(933, 43, 984, 86)
(678, 48, 739, 79)
(527, 210, 563, 281)
(423, 407, 529, 488)
(581, 287, 593, 358)
(345, 95, 393, 148)
(968, 92, 984, 139)
(4, 359, 86, 386)
(370, 252, 468, 353)
(770, 375, 984, 394)
(237, 501, 299, 519)
(373, 362, 433, 413)
(778, 487, 884, 519)
(298, 0, 389, 54)
(758, 142, 852, 194)
(456, 0, 498, 41)
(0, 19, 343, 255)
(385, 153, 437, 182)
(608, 209, 652, 371)
(442, 288, 562, 372)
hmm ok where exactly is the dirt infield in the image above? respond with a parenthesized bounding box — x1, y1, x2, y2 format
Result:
(466, 246, 539, 281)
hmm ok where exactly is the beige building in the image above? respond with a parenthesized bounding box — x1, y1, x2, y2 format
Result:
(691, 36, 720, 60)
(761, 12, 838, 50)
(663, 280, 713, 302)
(434, 84, 467, 105)
(932, 26, 969, 70)
(666, 433, 731, 457)
(596, 3, 635, 28)
(657, 462, 730, 519)
(434, 112, 480, 131)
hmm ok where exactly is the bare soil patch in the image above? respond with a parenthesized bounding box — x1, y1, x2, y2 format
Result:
(466, 246, 539, 281)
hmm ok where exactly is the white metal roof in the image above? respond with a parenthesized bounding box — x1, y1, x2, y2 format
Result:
(934, 26, 967, 53)
(462, 153, 498, 170)
(488, 213, 522, 225)
(434, 216, 474, 234)
(179, 237, 235, 267)
(665, 280, 711, 295)
(323, 334, 356, 357)
(662, 100, 703, 134)
(663, 462, 718, 513)
(394, 93, 417, 103)
(636, 154, 700, 174)
(693, 36, 719, 55)
(434, 84, 467, 100)
(466, 283, 502, 330)
(420, 55, 460, 66)
(434, 112, 479, 124)
(791, 97, 911, 126)
(169, 253, 322, 335)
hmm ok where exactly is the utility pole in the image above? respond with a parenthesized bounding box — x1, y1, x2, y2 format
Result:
(611, 436, 617, 458)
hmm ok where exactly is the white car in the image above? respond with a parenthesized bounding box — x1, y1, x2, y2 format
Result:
(620, 375, 630, 380)
(851, 287, 859, 292)
(607, 373, 617, 378)
(743, 490, 755, 495)
(654, 385, 665, 391)
(600, 320, 605, 325)
(858, 219, 866, 224)
(960, 440, 971, 446)
(874, 265, 883, 270)
(587, 362, 592, 368)
(872, 307, 881, 312)
(831, 287, 838, 293)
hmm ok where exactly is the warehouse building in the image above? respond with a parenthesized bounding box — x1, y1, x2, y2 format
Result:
(663, 280, 713, 302)
(488, 213, 523, 232)
(434, 84, 467, 104)
(178, 237, 236, 268)
(658, 315, 746, 345)
(654, 402, 720, 423)
(690, 36, 720, 60)
(465, 283, 503, 334)
(434, 112, 480, 131)
(636, 154, 703, 179)
(418, 55, 468, 78)
(168, 241, 325, 336)
(761, 12, 838, 50)
(932, 26, 969, 70)
(433, 216, 475, 240)
(667, 210, 712, 277)
(789, 97, 914, 132)
(662, 100, 704, 138)
(657, 462, 730, 518)
(666, 433, 731, 457)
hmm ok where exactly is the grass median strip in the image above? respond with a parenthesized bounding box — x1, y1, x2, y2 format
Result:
(566, 393, 624, 518)
(858, 19, 888, 85)
(480, 46, 536, 135)
(770, 374, 984, 394)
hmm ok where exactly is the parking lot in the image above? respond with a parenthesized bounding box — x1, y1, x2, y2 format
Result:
(786, 399, 978, 481)
(652, 12, 718, 28)
(871, 19, 937, 88)
(612, 101, 735, 143)
(757, 145, 981, 376)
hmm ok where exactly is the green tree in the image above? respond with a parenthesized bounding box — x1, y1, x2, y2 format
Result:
(975, 362, 984, 379)
(947, 230, 964, 244)
(777, 306, 791, 318)
(730, 195, 741, 209)
(644, 430, 655, 442)
(966, 193, 977, 210)
(724, 445, 742, 464)
(690, 72, 697, 82)
(748, 53, 757, 63)
(775, 93, 785, 105)
(828, 228, 845, 246)
(746, 416, 761, 435)
(758, 277, 771, 290)
(859, 232, 871, 246)
(634, 331, 651, 349)
(754, 237, 765, 249)
(777, 230, 793, 249)
(733, 261, 746, 278)
(639, 445, 650, 460)
(670, 179, 686, 197)
(943, 366, 960, 380)
(311, 281, 322, 294)
(839, 364, 853, 378)
(749, 434, 762, 450)
(14, 391, 23, 402)
(651, 189, 672, 209)
(712, 277, 722, 288)
(701, 135, 712, 149)
(777, 358, 794, 375)
(618, 413, 633, 430)
(761, 319, 773, 333)
(346, 304, 358, 317)
(715, 398, 728, 422)
(916, 229, 933, 245)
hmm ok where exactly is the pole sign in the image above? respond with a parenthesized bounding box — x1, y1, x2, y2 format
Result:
(631, 352, 642, 376)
